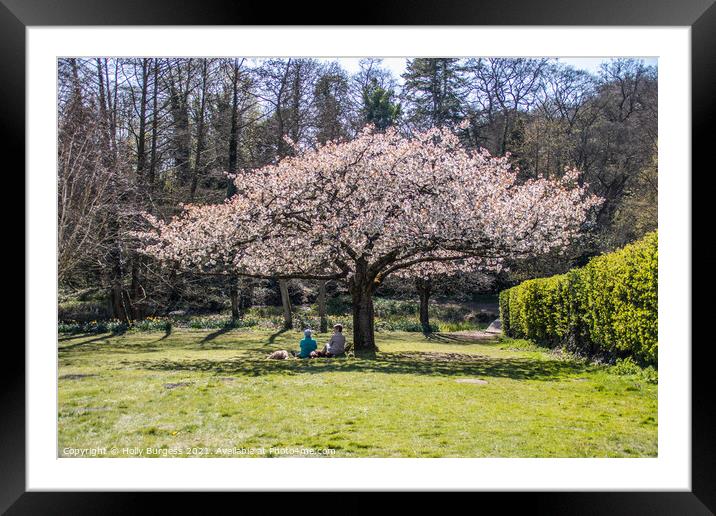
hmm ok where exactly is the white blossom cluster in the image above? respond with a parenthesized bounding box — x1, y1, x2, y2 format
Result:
(139, 126, 601, 284)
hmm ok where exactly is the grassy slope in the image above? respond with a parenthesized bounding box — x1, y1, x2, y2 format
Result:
(58, 329, 657, 458)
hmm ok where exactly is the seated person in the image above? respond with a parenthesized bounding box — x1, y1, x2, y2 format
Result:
(297, 328, 317, 358)
(310, 324, 347, 358)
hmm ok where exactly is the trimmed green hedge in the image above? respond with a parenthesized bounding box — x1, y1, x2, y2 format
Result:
(500, 231, 658, 366)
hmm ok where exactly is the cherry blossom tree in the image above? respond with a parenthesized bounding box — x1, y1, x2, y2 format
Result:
(140, 125, 600, 352)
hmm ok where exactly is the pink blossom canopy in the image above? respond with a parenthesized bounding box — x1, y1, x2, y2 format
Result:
(139, 126, 600, 282)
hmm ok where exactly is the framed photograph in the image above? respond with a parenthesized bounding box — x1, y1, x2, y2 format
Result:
(8, 0, 713, 512)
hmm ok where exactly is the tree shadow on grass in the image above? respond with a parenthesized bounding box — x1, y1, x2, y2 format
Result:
(124, 350, 590, 382)
(59, 333, 95, 342)
(199, 325, 236, 345)
(58, 335, 108, 351)
(58, 327, 128, 352)
(149, 323, 173, 343)
(267, 327, 289, 344)
(424, 332, 499, 345)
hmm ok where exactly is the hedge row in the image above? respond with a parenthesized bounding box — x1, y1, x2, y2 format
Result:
(499, 231, 658, 366)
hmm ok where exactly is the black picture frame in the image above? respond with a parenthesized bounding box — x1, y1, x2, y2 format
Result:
(5, 0, 713, 512)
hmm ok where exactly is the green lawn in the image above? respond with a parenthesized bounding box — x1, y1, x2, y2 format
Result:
(58, 328, 657, 458)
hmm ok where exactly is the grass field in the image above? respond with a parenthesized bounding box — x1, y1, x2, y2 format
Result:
(58, 328, 657, 458)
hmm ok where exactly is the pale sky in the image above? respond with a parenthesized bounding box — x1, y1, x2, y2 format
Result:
(320, 57, 658, 83)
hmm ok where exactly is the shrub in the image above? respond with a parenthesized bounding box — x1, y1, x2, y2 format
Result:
(374, 318, 438, 332)
(373, 298, 418, 318)
(245, 306, 284, 319)
(436, 321, 483, 332)
(612, 357, 659, 384)
(58, 299, 110, 322)
(58, 314, 258, 335)
(187, 316, 258, 329)
(58, 300, 487, 336)
(611, 356, 642, 375)
(500, 232, 657, 366)
(57, 318, 128, 335)
(132, 317, 171, 332)
(326, 295, 352, 315)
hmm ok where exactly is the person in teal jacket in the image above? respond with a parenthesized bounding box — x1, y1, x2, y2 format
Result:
(297, 328, 317, 358)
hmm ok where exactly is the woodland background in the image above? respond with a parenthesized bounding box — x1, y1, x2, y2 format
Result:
(57, 57, 657, 323)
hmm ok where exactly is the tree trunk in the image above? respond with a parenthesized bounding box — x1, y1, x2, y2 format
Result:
(275, 59, 291, 158)
(148, 58, 159, 191)
(109, 281, 126, 322)
(108, 269, 131, 324)
(190, 59, 208, 201)
(237, 277, 253, 312)
(106, 212, 129, 323)
(318, 280, 327, 333)
(500, 110, 510, 156)
(351, 265, 377, 352)
(416, 278, 432, 334)
(129, 59, 150, 323)
(165, 268, 180, 314)
(226, 59, 240, 198)
(107, 60, 118, 156)
(229, 275, 240, 321)
(167, 61, 191, 185)
(96, 59, 109, 149)
(136, 59, 149, 179)
(224, 61, 242, 312)
(130, 258, 143, 321)
(279, 279, 293, 329)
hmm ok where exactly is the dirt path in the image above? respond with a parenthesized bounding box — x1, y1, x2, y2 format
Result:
(428, 330, 500, 343)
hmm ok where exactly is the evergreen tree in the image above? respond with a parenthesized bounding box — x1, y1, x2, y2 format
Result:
(361, 78, 401, 130)
(314, 68, 350, 143)
(402, 58, 465, 129)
